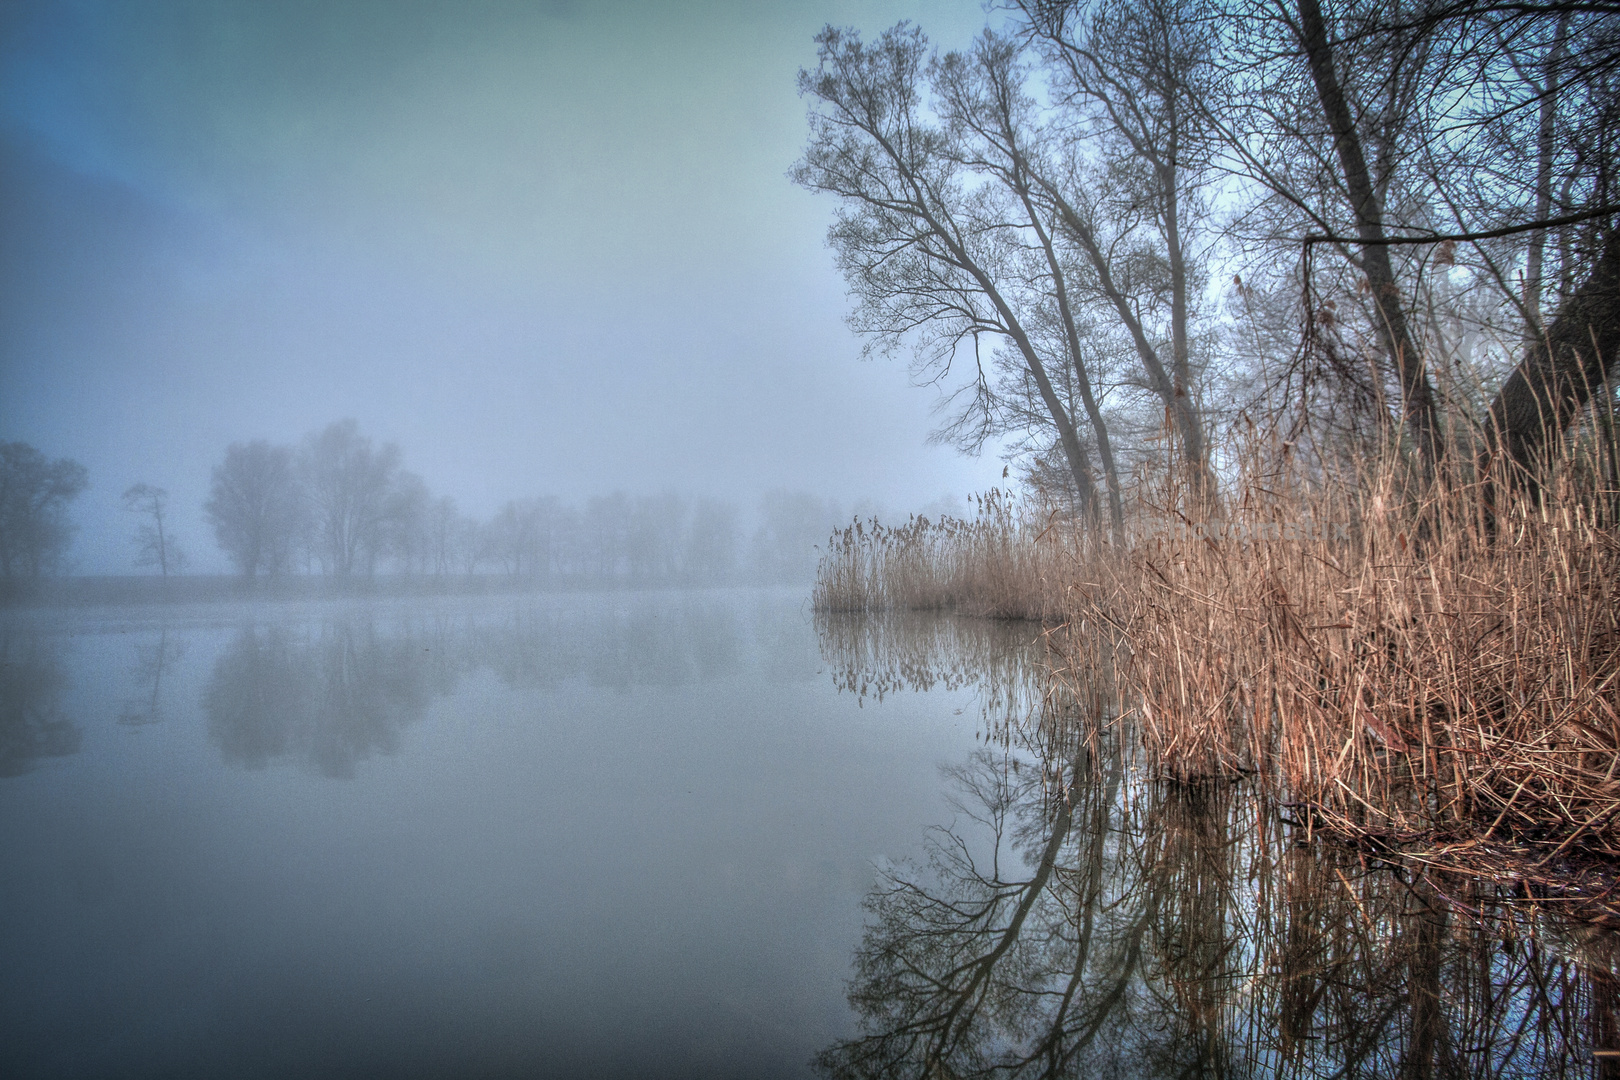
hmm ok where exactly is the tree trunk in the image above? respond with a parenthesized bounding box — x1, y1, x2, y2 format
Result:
(1160, 144, 1213, 506)
(1041, 183, 1216, 505)
(1018, 182, 1126, 542)
(1296, 0, 1444, 473)
(899, 178, 1105, 524)
(1524, 16, 1570, 344)
(1483, 225, 1620, 492)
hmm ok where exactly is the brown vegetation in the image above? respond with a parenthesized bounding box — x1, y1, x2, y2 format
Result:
(813, 490, 1076, 620)
(1114, 461, 1620, 871)
(799, 0, 1620, 895)
(814, 437, 1620, 875)
(806, 618, 1620, 1073)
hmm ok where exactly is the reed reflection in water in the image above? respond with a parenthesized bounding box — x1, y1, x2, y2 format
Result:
(816, 612, 1620, 1079)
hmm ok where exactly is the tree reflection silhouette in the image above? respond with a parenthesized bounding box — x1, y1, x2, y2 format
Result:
(821, 740, 1620, 1076)
(0, 632, 80, 776)
(817, 617, 1620, 1079)
(204, 622, 437, 777)
(117, 626, 186, 727)
(473, 599, 743, 691)
(203, 598, 751, 774)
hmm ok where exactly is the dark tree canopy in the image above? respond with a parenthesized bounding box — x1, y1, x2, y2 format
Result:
(0, 442, 87, 578)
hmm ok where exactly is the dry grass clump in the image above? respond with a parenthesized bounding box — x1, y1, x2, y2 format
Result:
(1107, 464, 1620, 861)
(812, 490, 1075, 619)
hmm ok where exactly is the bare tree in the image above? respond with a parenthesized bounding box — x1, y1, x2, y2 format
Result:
(487, 499, 540, 577)
(381, 471, 430, 574)
(683, 497, 740, 583)
(1293, 0, 1445, 469)
(1406, 4, 1620, 487)
(794, 24, 1108, 524)
(583, 492, 632, 580)
(204, 440, 303, 578)
(797, 2, 1620, 510)
(455, 512, 485, 578)
(628, 493, 687, 582)
(121, 483, 185, 579)
(1015, 0, 1222, 503)
(1485, 227, 1620, 494)
(931, 31, 1129, 534)
(751, 489, 841, 583)
(1210, 0, 1620, 479)
(424, 495, 460, 577)
(0, 635, 81, 775)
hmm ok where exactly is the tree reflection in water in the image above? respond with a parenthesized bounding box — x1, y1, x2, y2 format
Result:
(0, 631, 80, 776)
(205, 621, 443, 777)
(475, 598, 743, 691)
(816, 613, 1620, 1079)
(117, 626, 186, 727)
(203, 598, 749, 775)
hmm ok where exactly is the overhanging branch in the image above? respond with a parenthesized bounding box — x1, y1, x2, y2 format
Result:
(1302, 203, 1620, 248)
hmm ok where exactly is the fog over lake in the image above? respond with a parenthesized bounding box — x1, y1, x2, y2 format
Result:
(0, 0, 1007, 576)
(0, 4, 1021, 1074)
(1, 590, 998, 1077)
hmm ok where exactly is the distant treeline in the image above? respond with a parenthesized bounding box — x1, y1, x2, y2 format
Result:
(0, 423, 856, 588)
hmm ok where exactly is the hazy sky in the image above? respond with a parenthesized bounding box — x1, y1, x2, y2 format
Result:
(0, 0, 1012, 573)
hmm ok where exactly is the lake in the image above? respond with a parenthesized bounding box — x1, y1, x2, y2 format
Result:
(3, 587, 1618, 1078)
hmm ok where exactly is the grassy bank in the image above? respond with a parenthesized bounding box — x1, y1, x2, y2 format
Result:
(815, 451, 1620, 871)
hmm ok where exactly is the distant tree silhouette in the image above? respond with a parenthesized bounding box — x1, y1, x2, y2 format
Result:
(299, 420, 401, 577)
(0, 441, 87, 577)
(204, 440, 303, 578)
(122, 483, 186, 578)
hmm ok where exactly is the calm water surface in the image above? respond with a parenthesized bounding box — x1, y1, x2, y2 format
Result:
(6, 588, 1620, 1078)
(1, 589, 998, 1079)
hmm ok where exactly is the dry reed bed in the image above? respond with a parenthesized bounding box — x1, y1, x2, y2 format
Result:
(815, 465, 1620, 871)
(1107, 470, 1620, 870)
(813, 490, 1075, 619)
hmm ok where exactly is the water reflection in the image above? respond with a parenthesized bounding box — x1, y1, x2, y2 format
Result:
(204, 622, 445, 777)
(476, 599, 743, 690)
(818, 615, 1620, 1079)
(202, 596, 753, 774)
(117, 626, 186, 727)
(816, 613, 1055, 744)
(0, 632, 79, 776)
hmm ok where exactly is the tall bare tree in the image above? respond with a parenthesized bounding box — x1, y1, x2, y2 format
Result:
(1293, 0, 1445, 469)
(683, 497, 739, 583)
(299, 420, 402, 577)
(932, 32, 1127, 535)
(794, 24, 1108, 526)
(122, 483, 185, 579)
(1016, 0, 1221, 502)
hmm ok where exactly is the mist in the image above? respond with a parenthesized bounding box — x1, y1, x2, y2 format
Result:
(0, 0, 1005, 576)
